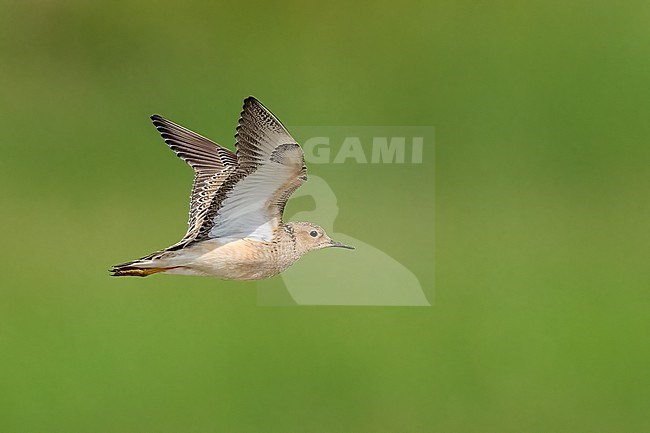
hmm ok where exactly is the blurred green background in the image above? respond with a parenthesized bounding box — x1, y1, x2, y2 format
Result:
(1, 0, 649, 431)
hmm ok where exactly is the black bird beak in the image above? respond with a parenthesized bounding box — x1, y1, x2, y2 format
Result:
(329, 240, 355, 249)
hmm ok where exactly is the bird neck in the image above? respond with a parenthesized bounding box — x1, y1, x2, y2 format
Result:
(282, 222, 298, 252)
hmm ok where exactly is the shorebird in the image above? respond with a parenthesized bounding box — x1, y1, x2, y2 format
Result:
(110, 97, 353, 280)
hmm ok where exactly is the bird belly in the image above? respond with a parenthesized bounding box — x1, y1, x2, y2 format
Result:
(167, 238, 285, 280)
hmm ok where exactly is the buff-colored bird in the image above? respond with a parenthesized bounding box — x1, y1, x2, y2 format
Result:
(110, 97, 353, 280)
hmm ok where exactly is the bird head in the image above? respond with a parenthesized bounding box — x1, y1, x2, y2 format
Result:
(287, 222, 354, 255)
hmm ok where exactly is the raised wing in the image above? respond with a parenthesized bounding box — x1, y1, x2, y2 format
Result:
(198, 97, 307, 242)
(150, 115, 237, 244)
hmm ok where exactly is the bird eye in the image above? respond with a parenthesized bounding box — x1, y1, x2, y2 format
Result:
(309, 230, 318, 237)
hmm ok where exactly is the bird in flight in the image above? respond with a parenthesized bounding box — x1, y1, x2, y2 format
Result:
(110, 97, 353, 280)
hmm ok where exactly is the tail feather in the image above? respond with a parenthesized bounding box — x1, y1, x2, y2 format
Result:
(110, 265, 172, 277)
(111, 246, 186, 277)
(110, 251, 176, 277)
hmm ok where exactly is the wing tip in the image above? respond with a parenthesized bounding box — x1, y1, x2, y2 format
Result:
(150, 115, 168, 130)
(237, 97, 260, 135)
(244, 95, 259, 105)
(150, 115, 178, 136)
(242, 96, 269, 114)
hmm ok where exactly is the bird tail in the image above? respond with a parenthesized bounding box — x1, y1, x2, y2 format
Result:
(109, 265, 171, 277)
(110, 252, 175, 277)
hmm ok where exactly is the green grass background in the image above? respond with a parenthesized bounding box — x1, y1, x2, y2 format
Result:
(1, 0, 649, 431)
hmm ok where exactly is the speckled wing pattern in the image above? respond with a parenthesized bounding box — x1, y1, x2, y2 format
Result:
(150, 115, 237, 247)
(198, 97, 307, 242)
